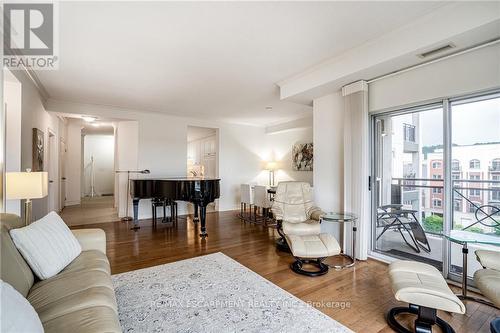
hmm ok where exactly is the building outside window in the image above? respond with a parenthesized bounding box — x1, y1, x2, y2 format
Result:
(432, 161, 442, 169)
(433, 199, 442, 207)
(432, 187, 442, 194)
(492, 190, 500, 202)
(469, 175, 481, 196)
(403, 123, 416, 142)
(451, 159, 460, 171)
(470, 159, 480, 169)
(491, 158, 500, 171)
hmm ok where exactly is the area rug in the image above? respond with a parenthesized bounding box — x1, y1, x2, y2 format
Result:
(112, 252, 352, 332)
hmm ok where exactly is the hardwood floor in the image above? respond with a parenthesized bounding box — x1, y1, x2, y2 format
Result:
(70, 210, 499, 333)
(61, 196, 118, 226)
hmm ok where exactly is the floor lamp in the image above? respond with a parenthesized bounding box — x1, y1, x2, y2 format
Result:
(6, 170, 48, 225)
(115, 169, 150, 221)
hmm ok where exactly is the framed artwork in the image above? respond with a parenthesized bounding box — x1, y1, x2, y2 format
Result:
(292, 143, 313, 171)
(32, 128, 44, 171)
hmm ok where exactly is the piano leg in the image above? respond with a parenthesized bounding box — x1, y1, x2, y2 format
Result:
(132, 198, 140, 230)
(199, 205, 207, 238)
(193, 203, 199, 223)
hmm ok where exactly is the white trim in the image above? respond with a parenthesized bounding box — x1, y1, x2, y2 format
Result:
(342, 80, 368, 97)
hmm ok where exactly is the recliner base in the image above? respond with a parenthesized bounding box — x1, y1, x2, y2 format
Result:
(290, 258, 329, 277)
(387, 304, 455, 333)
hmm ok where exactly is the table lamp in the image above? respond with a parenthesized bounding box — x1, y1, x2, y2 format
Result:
(265, 161, 277, 186)
(6, 170, 48, 225)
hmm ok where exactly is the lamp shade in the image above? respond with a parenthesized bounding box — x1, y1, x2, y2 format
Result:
(6, 172, 48, 200)
(265, 161, 277, 171)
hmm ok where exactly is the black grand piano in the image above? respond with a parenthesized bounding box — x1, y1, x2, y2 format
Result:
(129, 177, 220, 238)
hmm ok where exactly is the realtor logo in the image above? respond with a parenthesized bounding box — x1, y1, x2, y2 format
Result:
(3, 2, 59, 69)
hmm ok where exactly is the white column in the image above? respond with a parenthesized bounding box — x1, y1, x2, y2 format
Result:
(313, 91, 344, 240)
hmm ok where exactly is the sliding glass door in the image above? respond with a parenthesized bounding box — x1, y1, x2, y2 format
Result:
(449, 95, 500, 280)
(372, 105, 445, 269)
(371, 91, 500, 283)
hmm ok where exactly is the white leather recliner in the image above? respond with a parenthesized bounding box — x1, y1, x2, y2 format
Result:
(271, 181, 340, 276)
(474, 250, 500, 308)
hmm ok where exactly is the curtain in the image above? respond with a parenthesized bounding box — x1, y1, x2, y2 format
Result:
(343, 81, 370, 260)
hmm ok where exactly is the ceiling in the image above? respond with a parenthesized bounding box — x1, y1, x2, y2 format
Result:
(38, 1, 447, 126)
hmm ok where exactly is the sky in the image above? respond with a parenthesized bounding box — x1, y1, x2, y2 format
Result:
(418, 97, 500, 146)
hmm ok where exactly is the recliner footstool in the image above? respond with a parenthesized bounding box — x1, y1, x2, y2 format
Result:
(388, 260, 466, 333)
(286, 234, 340, 276)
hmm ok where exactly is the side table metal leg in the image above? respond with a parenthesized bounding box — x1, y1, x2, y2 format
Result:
(462, 242, 468, 298)
(454, 241, 500, 309)
(352, 225, 357, 265)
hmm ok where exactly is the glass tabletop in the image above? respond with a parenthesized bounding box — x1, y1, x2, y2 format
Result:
(321, 212, 357, 223)
(442, 229, 500, 246)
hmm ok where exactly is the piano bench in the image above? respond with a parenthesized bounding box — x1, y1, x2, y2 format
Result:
(151, 198, 177, 225)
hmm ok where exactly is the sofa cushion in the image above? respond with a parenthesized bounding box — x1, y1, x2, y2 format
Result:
(1, 280, 43, 333)
(0, 213, 35, 297)
(43, 306, 121, 333)
(10, 211, 82, 280)
(30, 250, 111, 290)
(31, 286, 118, 323)
(28, 270, 115, 312)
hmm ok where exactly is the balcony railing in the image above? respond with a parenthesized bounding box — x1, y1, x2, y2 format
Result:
(387, 177, 500, 234)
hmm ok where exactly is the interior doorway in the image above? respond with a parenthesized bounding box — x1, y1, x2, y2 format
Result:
(187, 126, 219, 211)
(59, 120, 118, 226)
(82, 126, 115, 198)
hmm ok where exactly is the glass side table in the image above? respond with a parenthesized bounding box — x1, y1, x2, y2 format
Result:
(443, 229, 500, 309)
(320, 212, 358, 269)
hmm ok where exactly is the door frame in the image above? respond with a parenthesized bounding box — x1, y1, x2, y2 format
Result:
(59, 137, 66, 211)
(47, 128, 58, 212)
(368, 88, 500, 283)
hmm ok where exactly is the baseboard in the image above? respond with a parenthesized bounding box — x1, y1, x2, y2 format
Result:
(64, 200, 80, 206)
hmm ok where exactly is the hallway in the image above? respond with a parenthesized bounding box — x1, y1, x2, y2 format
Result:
(60, 196, 118, 226)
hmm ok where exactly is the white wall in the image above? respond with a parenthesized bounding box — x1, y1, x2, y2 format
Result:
(115, 121, 138, 217)
(313, 91, 344, 240)
(369, 44, 500, 112)
(83, 135, 114, 196)
(265, 127, 313, 185)
(4, 71, 22, 215)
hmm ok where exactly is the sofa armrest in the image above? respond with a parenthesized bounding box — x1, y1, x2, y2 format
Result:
(310, 209, 325, 221)
(475, 250, 500, 271)
(71, 229, 106, 255)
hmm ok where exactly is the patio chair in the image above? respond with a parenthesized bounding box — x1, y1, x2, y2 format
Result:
(377, 204, 431, 253)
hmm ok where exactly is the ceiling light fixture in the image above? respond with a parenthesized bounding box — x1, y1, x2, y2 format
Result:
(91, 123, 100, 127)
(82, 116, 97, 122)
